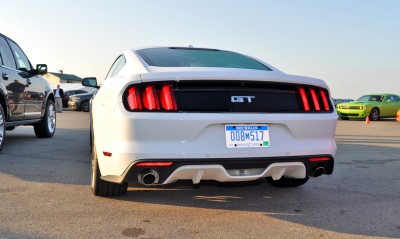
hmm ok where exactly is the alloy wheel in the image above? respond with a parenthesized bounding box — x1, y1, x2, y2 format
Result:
(47, 104, 56, 133)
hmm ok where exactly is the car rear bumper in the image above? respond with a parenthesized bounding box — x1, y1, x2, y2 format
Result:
(93, 101, 337, 181)
(101, 155, 334, 184)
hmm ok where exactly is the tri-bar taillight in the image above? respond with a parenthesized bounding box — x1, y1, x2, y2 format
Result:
(124, 83, 178, 111)
(298, 87, 331, 112)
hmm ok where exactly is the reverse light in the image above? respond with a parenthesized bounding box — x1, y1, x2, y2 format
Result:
(136, 162, 174, 167)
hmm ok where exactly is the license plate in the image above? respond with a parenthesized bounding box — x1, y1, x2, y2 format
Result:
(225, 125, 270, 148)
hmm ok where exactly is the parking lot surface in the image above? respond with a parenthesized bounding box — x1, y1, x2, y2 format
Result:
(1, 112, 399, 239)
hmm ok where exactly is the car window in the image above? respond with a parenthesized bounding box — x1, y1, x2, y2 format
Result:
(0, 36, 17, 69)
(7, 40, 32, 72)
(386, 95, 399, 102)
(106, 55, 126, 79)
(136, 47, 272, 71)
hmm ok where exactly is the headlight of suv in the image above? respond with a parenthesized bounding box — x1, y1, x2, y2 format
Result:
(70, 96, 80, 101)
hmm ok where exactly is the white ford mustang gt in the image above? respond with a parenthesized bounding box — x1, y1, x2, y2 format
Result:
(83, 47, 337, 197)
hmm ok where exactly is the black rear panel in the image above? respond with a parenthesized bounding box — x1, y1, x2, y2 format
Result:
(176, 81, 302, 113)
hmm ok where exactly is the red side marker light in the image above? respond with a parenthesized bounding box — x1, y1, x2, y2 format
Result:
(103, 152, 112, 157)
(308, 157, 330, 162)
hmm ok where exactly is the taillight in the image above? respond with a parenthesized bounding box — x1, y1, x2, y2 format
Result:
(298, 87, 331, 113)
(127, 87, 142, 110)
(159, 85, 177, 110)
(124, 83, 178, 112)
(310, 89, 320, 111)
(320, 90, 330, 111)
(142, 85, 160, 110)
(299, 87, 310, 111)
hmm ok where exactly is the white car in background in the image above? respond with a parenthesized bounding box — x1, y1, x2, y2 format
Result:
(83, 47, 337, 197)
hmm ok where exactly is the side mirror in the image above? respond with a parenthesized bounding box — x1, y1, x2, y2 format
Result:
(36, 64, 48, 75)
(82, 77, 98, 88)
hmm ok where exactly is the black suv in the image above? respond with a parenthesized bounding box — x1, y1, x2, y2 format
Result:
(0, 33, 56, 152)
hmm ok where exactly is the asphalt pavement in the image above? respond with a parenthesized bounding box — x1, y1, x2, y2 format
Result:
(0, 112, 399, 239)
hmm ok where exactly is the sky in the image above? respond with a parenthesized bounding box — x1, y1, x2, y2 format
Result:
(1, 0, 399, 99)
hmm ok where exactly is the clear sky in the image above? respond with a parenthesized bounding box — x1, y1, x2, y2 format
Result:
(2, 0, 399, 98)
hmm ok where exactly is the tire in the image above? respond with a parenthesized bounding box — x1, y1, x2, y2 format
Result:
(0, 104, 5, 152)
(91, 140, 128, 196)
(34, 99, 56, 138)
(267, 176, 309, 187)
(81, 101, 90, 112)
(369, 108, 380, 121)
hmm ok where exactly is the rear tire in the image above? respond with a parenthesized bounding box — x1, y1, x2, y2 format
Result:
(34, 99, 56, 138)
(0, 104, 5, 152)
(91, 140, 128, 196)
(267, 177, 309, 187)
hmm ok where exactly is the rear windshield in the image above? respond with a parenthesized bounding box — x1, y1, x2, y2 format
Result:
(136, 47, 272, 71)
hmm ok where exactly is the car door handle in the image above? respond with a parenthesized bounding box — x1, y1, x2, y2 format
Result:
(26, 79, 31, 85)
(2, 73, 8, 80)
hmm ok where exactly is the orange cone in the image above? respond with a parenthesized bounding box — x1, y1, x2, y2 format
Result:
(365, 116, 370, 124)
(396, 109, 400, 122)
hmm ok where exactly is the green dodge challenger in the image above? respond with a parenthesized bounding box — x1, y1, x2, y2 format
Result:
(336, 94, 400, 121)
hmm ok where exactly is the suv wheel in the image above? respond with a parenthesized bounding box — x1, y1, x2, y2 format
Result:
(34, 99, 56, 138)
(91, 140, 128, 196)
(267, 176, 309, 187)
(0, 104, 5, 152)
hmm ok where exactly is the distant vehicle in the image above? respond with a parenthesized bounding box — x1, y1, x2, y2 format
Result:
(83, 46, 337, 197)
(332, 98, 353, 106)
(67, 89, 97, 112)
(0, 32, 56, 152)
(62, 90, 87, 108)
(336, 94, 400, 120)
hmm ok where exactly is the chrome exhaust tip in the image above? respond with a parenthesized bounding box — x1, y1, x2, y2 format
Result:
(138, 169, 160, 186)
(312, 167, 325, 178)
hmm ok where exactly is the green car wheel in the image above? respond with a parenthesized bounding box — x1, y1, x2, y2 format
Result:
(369, 108, 380, 121)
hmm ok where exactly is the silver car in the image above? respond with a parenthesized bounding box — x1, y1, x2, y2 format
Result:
(83, 47, 337, 196)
